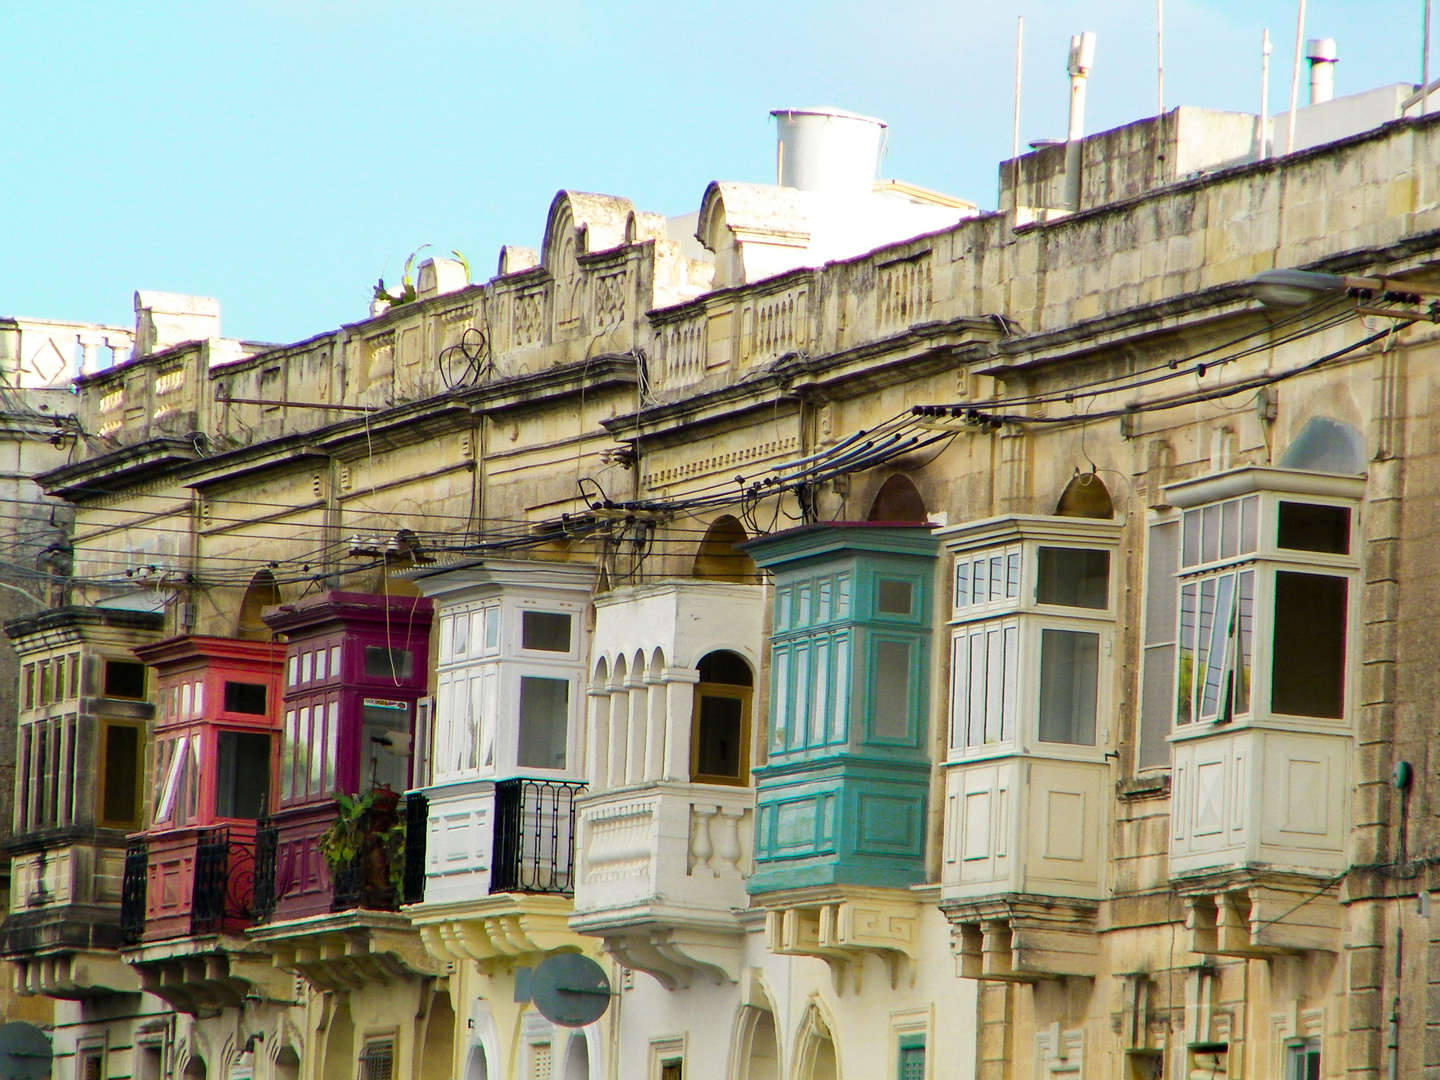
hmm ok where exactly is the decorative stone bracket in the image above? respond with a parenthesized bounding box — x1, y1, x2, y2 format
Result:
(253, 912, 447, 993)
(131, 948, 292, 1015)
(944, 897, 1099, 981)
(1182, 879, 1342, 958)
(11, 950, 141, 999)
(413, 894, 581, 974)
(761, 891, 919, 995)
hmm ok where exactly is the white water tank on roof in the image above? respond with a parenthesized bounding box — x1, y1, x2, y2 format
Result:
(772, 107, 886, 196)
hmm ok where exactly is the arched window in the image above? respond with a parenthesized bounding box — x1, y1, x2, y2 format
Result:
(866, 475, 928, 523)
(237, 570, 281, 641)
(692, 516, 757, 583)
(1279, 416, 1367, 474)
(691, 650, 753, 786)
(1055, 471, 1114, 518)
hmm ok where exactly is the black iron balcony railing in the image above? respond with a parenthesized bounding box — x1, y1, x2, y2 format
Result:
(189, 828, 257, 934)
(402, 791, 428, 905)
(119, 840, 148, 945)
(251, 818, 278, 924)
(490, 778, 586, 896)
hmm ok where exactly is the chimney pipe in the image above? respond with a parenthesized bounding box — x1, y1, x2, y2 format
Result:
(1064, 31, 1096, 211)
(1307, 38, 1337, 104)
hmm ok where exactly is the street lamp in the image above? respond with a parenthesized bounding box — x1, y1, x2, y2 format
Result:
(1248, 268, 1440, 320)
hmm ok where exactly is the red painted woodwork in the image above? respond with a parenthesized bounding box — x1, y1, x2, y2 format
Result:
(131, 636, 285, 942)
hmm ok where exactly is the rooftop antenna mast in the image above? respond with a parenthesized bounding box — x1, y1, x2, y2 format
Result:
(1260, 28, 1272, 158)
(1156, 0, 1165, 116)
(1286, 0, 1307, 153)
(1012, 15, 1024, 161)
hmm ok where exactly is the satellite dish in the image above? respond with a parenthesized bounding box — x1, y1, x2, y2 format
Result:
(529, 953, 612, 1028)
(0, 1022, 51, 1080)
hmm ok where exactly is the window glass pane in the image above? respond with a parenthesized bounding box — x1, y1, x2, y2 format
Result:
(1235, 570, 1254, 715)
(69, 653, 80, 698)
(1240, 495, 1260, 553)
(451, 613, 467, 658)
(301, 651, 313, 684)
(1182, 508, 1200, 567)
(324, 700, 338, 793)
(223, 681, 268, 715)
(281, 713, 295, 801)
(309, 704, 324, 792)
(104, 661, 145, 700)
(819, 579, 833, 622)
(215, 731, 272, 818)
(696, 694, 743, 778)
(772, 649, 790, 751)
(797, 585, 812, 627)
(1220, 497, 1240, 559)
(521, 610, 572, 653)
(181, 682, 192, 716)
(288, 656, 298, 686)
(329, 645, 342, 677)
(194, 679, 203, 714)
(102, 724, 140, 825)
(315, 647, 328, 682)
(1036, 547, 1110, 608)
(831, 636, 850, 742)
(954, 562, 969, 607)
(810, 638, 830, 744)
(950, 634, 968, 751)
(362, 699, 410, 790)
(973, 556, 988, 604)
(877, 579, 913, 615)
(484, 608, 499, 651)
(1006, 550, 1021, 598)
(966, 630, 987, 746)
(1199, 573, 1236, 721)
(1277, 501, 1351, 555)
(54, 657, 65, 703)
(1272, 571, 1347, 718)
(1038, 629, 1099, 745)
(365, 646, 414, 679)
(988, 555, 1004, 601)
(793, 644, 811, 749)
(837, 574, 852, 618)
(777, 587, 793, 629)
(872, 640, 911, 740)
(296, 707, 310, 797)
(1177, 582, 1197, 725)
(1201, 504, 1221, 563)
(517, 677, 569, 770)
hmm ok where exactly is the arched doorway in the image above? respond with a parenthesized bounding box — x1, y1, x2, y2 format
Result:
(321, 998, 355, 1080)
(237, 569, 281, 641)
(692, 515, 757, 582)
(866, 475, 928, 523)
(692, 650, 754, 785)
(463, 1044, 490, 1080)
(1055, 471, 1114, 518)
(420, 989, 456, 1080)
(561, 1031, 591, 1080)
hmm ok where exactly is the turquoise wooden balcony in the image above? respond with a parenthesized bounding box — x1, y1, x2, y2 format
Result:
(742, 523, 937, 895)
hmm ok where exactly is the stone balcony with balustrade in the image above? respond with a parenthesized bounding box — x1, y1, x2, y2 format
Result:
(568, 580, 764, 989)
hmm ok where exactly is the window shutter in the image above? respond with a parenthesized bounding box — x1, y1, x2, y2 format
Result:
(1139, 517, 1179, 768)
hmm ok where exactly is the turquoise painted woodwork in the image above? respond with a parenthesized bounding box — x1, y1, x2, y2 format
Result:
(741, 524, 937, 894)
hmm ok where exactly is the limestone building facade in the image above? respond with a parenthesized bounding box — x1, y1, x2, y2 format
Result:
(7, 84, 1440, 1080)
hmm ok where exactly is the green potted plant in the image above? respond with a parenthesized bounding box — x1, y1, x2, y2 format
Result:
(319, 789, 406, 909)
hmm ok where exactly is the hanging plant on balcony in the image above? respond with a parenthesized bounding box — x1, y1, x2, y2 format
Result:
(319, 789, 407, 909)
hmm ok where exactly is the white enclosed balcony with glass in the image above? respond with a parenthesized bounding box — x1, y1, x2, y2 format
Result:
(407, 561, 593, 906)
(569, 579, 765, 989)
(1155, 467, 1362, 878)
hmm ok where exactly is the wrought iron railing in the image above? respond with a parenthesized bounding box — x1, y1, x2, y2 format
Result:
(251, 818, 278, 924)
(402, 791, 428, 905)
(189, 828, 257, 934)
(119, 840, 148, 945)
(490, 778, 586, 895)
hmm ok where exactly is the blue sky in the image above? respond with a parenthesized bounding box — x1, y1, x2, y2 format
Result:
(2, 1, 1431, 345)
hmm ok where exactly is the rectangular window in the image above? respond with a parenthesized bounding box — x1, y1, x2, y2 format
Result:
(296, 706, 311, 798)
(329, 645, 342, 677)
(362, 699, 410, 791)
(877, 578, 914, 615)
(359, 1039, 395, 1080)
(53, 656, 66, 703)
(325, 700, 339, 793)
(521, 610, 572, 653)
(21, 664, 33, 711)
(1181, 494, 1259, 567)
(1278, 502, 1350, 555)
(898, 1037, 926, 1080)
(280, 711, 296, 801)
(1272, 572, 1347, 718)
(517, 676, 569, 770)
(1177, 569, 1253, 725)
(315, 647, 328, 682)
(1036, 547, 1109, 609)
(39, 661, 53, 705)
(69, 652, 81, 699)
(1285, 1039, 1320, 1080)
(452, 612, 468, 657)
(104, 660, 145, 700)
(301, 650, 313, 685)
(1037, 629, 1099, 745)
(100, 723, 141, 826)
(955, 546, 1021, 610)
(287, 655, 298, 686)
(223, 681, 268, 715)
(215, 731, 272, 818)
(952, 620, 1018, 750)
(695, 693, 744, 780)
(771, 649, 791, 751)
(872, 640, 912, 740)
(365, 646, 414, 680)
